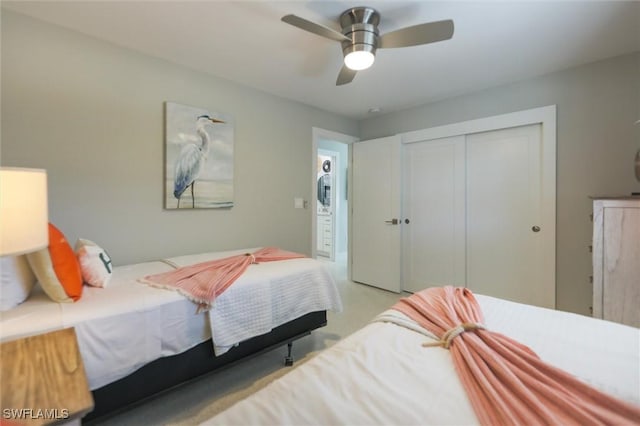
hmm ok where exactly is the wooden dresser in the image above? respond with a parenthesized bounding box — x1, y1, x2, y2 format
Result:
(592, 196, 640, 327)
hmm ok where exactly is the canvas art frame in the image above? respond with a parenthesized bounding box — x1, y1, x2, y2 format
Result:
(164, 102, 234, 209)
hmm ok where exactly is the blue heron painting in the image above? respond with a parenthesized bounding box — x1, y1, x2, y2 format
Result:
(165, 102, 234, 209)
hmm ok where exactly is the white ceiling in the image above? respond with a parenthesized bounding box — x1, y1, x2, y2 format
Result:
(3, 1, 639, 119)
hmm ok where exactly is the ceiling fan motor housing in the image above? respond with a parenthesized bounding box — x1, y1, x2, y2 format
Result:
(339, 7, 380, 59)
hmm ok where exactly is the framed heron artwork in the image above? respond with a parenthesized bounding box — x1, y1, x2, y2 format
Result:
(164, 102, 234, 209)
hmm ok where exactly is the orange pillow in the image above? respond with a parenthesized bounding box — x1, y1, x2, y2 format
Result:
(27, 223, 83, 302)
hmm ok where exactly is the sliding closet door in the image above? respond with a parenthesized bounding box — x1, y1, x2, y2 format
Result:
(466, 124, 552, 308)
(401, 121, 554, 308)
(403, 136, 466, 293)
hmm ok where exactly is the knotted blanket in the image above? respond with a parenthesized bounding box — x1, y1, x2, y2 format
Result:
(139, 247, 305, 311)
(393, 286, 640, 425)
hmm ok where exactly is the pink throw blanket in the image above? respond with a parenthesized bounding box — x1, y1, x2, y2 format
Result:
(139, 247, 305, 311)
(393, 286, 640, 425)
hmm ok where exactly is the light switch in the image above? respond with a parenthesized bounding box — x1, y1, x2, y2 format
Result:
(294, 198, 305, 209)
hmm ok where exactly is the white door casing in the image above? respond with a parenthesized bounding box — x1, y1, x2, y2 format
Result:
(351, 135, 402, 293)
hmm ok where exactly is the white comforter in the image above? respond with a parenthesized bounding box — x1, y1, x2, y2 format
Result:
(166, 250, 342, 355)
(207, 294, 640, 425)
(0, 249, 342, 390)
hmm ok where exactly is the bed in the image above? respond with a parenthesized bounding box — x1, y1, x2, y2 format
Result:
(0, 248, 342, 421)
(207, 288, 640, 425)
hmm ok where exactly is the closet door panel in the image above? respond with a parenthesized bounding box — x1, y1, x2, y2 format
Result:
(403, 137, 465, 293)
(466, 124, 551, 307)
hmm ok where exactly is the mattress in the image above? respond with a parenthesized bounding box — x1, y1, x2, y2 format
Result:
(0, 248, 341, 390)
(207, 294, 640, 425)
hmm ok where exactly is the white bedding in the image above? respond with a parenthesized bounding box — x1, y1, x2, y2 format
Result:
(0, 248, 341, 390)
(166, 250, 342, 355)
(207, 294, 640, 425)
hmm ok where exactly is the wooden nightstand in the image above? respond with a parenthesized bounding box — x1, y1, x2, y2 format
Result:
(0, 328, 94, 425)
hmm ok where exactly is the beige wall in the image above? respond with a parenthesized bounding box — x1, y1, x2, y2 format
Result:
(1, 11, 358, 264)
(360, 52, 640, 316)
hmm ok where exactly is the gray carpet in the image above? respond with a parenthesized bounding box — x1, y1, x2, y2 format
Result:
(92, 255, 405, 426)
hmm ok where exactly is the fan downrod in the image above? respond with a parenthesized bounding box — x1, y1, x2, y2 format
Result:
(339, 6, 380, 28)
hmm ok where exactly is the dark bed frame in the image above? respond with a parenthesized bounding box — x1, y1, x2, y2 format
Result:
(84, 310, 327, 423)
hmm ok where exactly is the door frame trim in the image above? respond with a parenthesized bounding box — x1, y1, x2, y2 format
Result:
(400, 105, 557, 307)
(401, 105, 556, 146)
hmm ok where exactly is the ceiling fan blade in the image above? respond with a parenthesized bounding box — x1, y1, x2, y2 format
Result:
(282, 14, 350, 43)
(336, 65, 357, 86)
(379, 19, 454, 49)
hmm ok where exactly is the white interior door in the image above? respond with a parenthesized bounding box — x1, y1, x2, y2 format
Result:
(466, 124, 552, 308)
(351, 136, 402, 292)
(403, 136, 466, 293)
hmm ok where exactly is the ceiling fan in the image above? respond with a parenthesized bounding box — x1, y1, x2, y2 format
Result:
(281, 6, 454, 86)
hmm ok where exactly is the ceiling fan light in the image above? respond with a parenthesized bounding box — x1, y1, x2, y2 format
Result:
(344, 51, 375, 71)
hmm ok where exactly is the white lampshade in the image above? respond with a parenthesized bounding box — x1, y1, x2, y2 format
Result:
(0, 167, 49, 256)
(344, 51, 375, 71)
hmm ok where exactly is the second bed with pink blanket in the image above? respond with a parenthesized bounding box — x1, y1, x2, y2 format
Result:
(207, 289, 640, 425)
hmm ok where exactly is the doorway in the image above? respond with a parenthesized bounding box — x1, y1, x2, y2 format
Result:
(316, 149, 338, 260)
(312, 128, 358, 267)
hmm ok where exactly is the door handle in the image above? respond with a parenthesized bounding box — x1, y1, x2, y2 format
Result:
(385, 218, 399, 225)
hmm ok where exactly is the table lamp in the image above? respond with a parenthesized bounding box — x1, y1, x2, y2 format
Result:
(0, 167, 48, 256)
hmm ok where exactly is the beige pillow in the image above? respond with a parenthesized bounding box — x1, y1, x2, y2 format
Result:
(26, 223, 83, 303)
